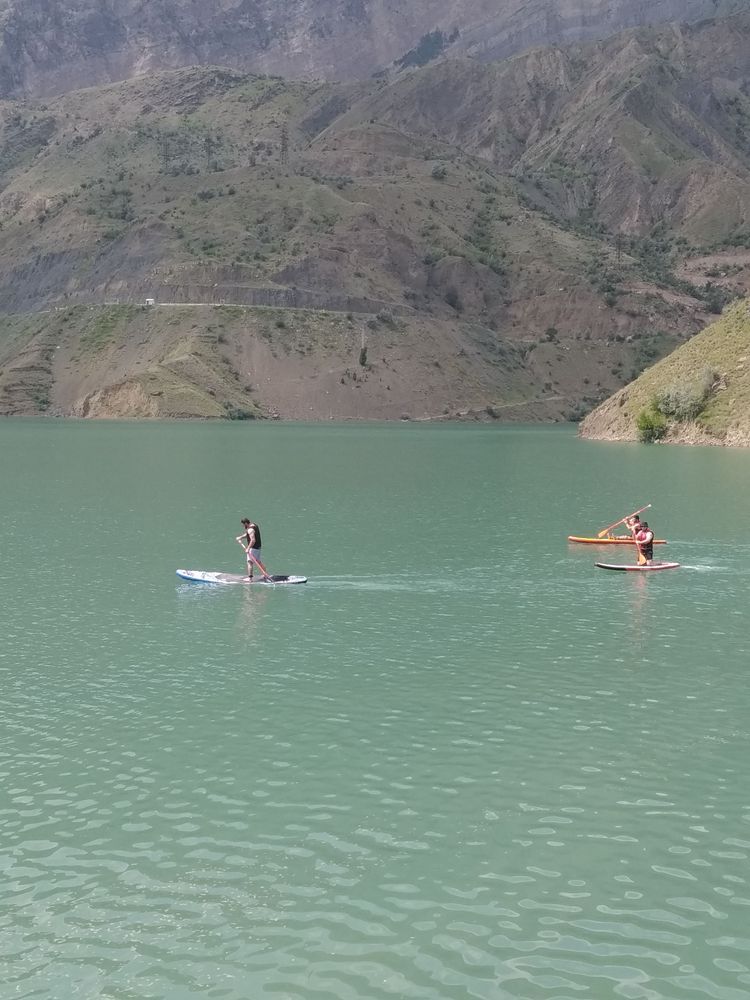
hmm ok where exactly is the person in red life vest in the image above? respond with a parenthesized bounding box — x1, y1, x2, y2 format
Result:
(632, 520, 654, 565)
(236, 518, 270, 581)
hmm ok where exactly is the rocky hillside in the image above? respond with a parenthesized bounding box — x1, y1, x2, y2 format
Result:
(579, 298, 750, 445)
(0, 13, 750, 419)
(0, 0, 748, 99)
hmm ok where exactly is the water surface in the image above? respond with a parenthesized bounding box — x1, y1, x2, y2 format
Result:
(2, 421, 749, 999)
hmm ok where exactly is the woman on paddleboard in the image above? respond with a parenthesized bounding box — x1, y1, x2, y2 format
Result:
(236, 518, 269, 581)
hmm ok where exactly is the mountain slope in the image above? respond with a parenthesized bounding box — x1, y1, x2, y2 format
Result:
(0, 0, 748, 98)
(331, 14, 750, 239)
(0, 14, 749, 418)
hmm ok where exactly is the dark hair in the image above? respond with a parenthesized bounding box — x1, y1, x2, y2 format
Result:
(640, 521, 648, 528)
(241, 518, 250, 525)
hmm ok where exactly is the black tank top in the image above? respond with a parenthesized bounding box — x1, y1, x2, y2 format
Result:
(246, 523, 261, 549)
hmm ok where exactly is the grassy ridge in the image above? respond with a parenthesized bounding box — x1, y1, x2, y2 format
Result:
(579, 299, 750, 444)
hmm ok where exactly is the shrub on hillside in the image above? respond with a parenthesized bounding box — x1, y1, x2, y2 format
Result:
(636, 405, 668, 442)
(654, 368, 716, 422)
(423, 248, 444, 265)
(700, 281, 736, 314)
(225, 406, 257, 420)
(376, 310, 396, 327)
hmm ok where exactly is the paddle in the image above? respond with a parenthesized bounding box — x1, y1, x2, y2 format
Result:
(597, 503, 651, 539)
(237, 534, 272, 581)
(245, 547, 272, 581)
(631, 524, 647, 565)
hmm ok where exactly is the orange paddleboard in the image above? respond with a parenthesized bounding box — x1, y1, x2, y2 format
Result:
(568, 535, 667, 545)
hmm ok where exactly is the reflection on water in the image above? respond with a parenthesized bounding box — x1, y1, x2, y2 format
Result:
(626, 572, 650, 650)
(236, 585, 273, 639)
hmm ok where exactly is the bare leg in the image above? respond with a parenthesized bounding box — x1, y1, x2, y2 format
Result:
(249, 553, 270, 580)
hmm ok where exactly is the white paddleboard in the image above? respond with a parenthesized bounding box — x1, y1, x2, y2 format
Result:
(176, 569, 307, 585)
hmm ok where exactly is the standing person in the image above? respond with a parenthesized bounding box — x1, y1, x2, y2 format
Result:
(236, 518, 269, 580)
(632, 520, 654, 565)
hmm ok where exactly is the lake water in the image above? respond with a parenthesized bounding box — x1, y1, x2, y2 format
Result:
(2, 420, 749, 1000)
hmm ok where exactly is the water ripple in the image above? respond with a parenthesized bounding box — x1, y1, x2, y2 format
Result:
(3, 423, 750, 999)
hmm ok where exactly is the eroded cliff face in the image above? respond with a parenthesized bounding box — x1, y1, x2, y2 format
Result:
(0, 0, 746, 98)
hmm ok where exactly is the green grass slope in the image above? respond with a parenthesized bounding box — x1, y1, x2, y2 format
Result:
(579, 298, 750, 445)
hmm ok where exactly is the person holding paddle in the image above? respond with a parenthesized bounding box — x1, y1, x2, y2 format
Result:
(624, 514, 641, 535)
(597, 503, 651, 539)
(236, 518, 270, 581)
(631, 520, 654, 565)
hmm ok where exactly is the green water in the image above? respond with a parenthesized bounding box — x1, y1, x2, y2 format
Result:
(2, 420, 749, 1000)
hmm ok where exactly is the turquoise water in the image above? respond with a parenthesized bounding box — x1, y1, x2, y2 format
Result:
(2, 420, 749, 999)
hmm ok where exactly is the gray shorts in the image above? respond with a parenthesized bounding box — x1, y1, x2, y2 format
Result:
(246, 548, 262, 563)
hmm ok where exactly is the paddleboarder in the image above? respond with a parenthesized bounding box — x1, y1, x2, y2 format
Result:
(236, 518, 270, 581)
(632, 520, 654, 565)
